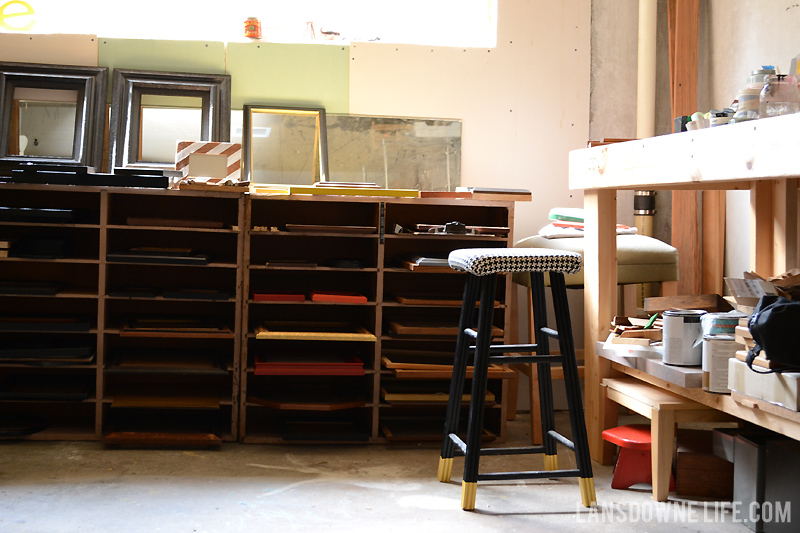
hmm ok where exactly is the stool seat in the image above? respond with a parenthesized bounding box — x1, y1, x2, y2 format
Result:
(448, 247, 582, 276)
(602, 424, 652, 451)
(438, 247, 595, 511)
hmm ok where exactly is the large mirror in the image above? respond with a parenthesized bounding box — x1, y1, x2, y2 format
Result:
(326, 115, 461, 191)
(0, 62, 108, 170)
(108, 69, 231, 171)
(234, 110, 460, 190)
(243, 105, 328, 184)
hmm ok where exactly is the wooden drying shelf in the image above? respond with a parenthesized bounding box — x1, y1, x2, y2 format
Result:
(255, 322, 376, 342)
(0, 222, 100, 229)
(382, 356, 514, 379)
(109, 224, 237, 233)
(388, 321, 503, 338)
(0, 257, 100, 264)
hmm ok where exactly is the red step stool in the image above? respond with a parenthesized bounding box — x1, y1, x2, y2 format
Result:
(602, 424, 675, 491)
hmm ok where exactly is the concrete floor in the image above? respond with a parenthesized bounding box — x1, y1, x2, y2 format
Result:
(0, 413, 755, 533)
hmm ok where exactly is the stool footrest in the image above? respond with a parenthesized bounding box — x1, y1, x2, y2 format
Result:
(448, 433, 468, 454)
(541, 327, 559, 339)
(548, 430, 575, 451)
(477, 469, 581, 481)
(488, 354, 563, 364)
(475, 446, 547, 456)
(470, 343, 538, 354)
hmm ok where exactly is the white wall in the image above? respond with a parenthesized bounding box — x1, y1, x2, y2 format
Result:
(349, 0, 592, 244)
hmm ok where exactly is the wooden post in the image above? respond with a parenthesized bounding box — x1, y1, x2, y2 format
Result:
(668, 0, 706, 296)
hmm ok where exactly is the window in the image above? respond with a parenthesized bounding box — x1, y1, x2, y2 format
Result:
(2, 0, 497, 48)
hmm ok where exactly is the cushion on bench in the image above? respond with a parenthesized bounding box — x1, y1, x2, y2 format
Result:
(513, 234, 678, 287)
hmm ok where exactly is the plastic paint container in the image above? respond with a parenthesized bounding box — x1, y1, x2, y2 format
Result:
(701, 311, 747, 336)
(702, 334, 737, 393)
(663, 309, 706, 366)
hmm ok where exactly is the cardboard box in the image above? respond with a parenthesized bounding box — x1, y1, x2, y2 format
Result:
(724, 277, 779, 309)
(735, 433, 769, 532)
(713, 427, 738, 462)
(728, 358, 800, 410)
(676, 429, 734, 500)
(764, 439, 800, 532)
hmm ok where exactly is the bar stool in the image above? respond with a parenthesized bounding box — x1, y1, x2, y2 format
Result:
(512, 233, 679, 445)
(437, 247, 596, 510)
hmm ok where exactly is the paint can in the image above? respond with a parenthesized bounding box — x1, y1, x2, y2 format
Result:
(702, 334, 737, 393)
(662, 309, 706, 366)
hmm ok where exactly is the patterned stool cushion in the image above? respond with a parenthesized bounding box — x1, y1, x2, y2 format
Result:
(448, 247, 582, 276)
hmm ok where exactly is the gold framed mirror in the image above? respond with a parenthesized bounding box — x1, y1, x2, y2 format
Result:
(242, 105, 328, 184)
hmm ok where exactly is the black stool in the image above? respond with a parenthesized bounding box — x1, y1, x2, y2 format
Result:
(437, 247, 596, 510)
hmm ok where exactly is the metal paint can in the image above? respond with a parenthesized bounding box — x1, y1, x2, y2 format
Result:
(702, 334, 737, 393)
(662, 309, 706, 366)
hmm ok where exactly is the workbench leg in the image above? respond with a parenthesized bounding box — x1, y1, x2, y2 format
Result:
(651, 410, 675, 502)
(584, 189, 618, 464)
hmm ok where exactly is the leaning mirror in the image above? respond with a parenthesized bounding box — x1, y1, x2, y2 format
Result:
(243, 105, 328, 184)
(108, 69, 231, 171)
(0, 61, 108, 170)
(326, 115, 461, 191)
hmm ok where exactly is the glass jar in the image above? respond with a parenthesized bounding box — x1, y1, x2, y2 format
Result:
(760, 74, 800, 118)
(244, 17, 261, 39)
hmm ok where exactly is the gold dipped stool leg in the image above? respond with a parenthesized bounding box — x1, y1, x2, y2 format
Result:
(544, 454, 558, 471)
(461, 481, 478, 510)
(580, 477, 597, 507)
(437, 457, 453, 482)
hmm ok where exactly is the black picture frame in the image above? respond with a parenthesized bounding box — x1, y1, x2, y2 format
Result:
(108, 69, 231, 171)
(0, 61, 108, 170)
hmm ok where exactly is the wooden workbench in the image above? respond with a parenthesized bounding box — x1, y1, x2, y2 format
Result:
(569, 113, 800, 465)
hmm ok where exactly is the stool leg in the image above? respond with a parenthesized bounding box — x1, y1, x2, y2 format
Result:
(611, 448, 652, 489)
(530, 272, 558, 469)
(460, 273, 497, 510)
(526, 286, 544, 445)
(439, 273, 480, 482)
(551, 272, 596, 506)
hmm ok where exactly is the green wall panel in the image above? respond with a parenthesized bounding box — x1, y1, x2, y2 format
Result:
(98, 38, 227, 74)
(98, 39, 227, 99)
(226, 42, 349, 113)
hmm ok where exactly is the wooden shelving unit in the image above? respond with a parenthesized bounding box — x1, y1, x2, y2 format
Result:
(0, 184, 514, 445)
(100, 188, 244, 446)
(240, 195, 515, 444)
(0, 185, 102, 440)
